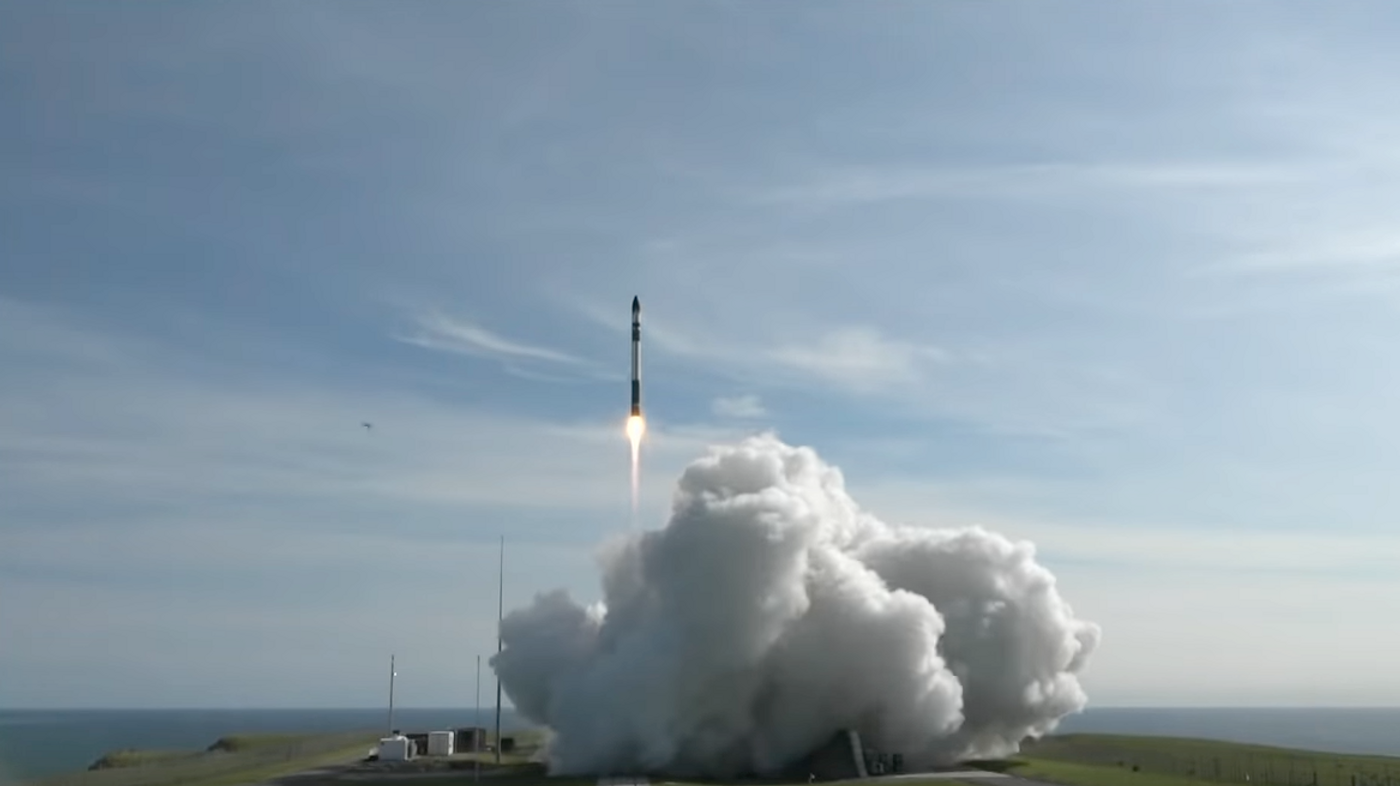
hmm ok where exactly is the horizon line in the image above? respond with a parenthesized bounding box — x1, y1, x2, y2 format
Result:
(4, 705, 1400, 712)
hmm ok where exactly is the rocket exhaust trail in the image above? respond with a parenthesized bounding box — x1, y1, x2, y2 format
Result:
(626, 297, 645, 521)
(628, 423, 641, 519)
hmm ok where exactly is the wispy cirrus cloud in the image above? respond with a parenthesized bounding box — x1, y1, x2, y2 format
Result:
(401, 311, 584, 364)
(769, 327, 952, 392)
(0, 300, 717, 537)
(568, 294, 1161, 443)
(571, 298, 952, 394)
(1219, 233, 1400, 274)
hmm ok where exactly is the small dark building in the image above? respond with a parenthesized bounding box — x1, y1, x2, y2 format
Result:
(861, 735, 906, 777)
(455, 727, 488, 752)
(499, 737, 516, 754)
(863, 745, 905, 776)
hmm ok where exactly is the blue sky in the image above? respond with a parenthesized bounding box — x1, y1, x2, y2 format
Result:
(5, 1, 1400, 709)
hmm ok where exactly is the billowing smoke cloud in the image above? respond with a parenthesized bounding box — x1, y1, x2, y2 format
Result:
(492, 434, 1100, 777)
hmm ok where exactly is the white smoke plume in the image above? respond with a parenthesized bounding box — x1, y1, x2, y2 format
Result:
(492, 434, 1100, 777)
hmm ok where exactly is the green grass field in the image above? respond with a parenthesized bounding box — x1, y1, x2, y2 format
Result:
(648, 779, 992, 786)
(28, 724, 557, 786)
(1000, 757, 1217, 785)
(34, 732, 379, 786)
(205, 735, 346, 754)
(35, 730, 1400, 786)
(31, 726, 557, 786)
(991, 733, 1400, 786)
(654, 733, 1400, 786)
(87, 751, 200, 771)
(336, 731, 1400, 786)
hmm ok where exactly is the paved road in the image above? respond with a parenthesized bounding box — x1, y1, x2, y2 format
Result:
(958, 775, 1057, 786)
(584, 767, 1071, 786)
(592, 772, 1049, 786)
(866, 769, 1059, 785)
(866, 771, 1008, 780)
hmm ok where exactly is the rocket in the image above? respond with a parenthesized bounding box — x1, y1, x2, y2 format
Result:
(630, 296, 642, 417)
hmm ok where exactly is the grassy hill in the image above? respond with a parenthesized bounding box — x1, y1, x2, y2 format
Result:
(34, 730, 1400, 786)
(87, 751, 198, 771)
(331, 733, 1400, 786)
(992, 733, 1400, 786)
(35, 732, 378, 786)
(31, 727, 555, 786)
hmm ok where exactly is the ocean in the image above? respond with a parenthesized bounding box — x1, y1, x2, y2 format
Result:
(1, 708, 1398, 784)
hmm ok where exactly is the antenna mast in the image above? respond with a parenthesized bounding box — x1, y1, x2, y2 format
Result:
(387, 654, 396, 735)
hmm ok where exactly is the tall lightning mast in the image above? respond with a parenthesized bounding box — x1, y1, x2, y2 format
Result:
(494, 535, 503, 763)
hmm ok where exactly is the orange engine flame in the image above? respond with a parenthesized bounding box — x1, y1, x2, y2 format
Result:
(626, 414, 647, 444)
(626, 415, 646, 518)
